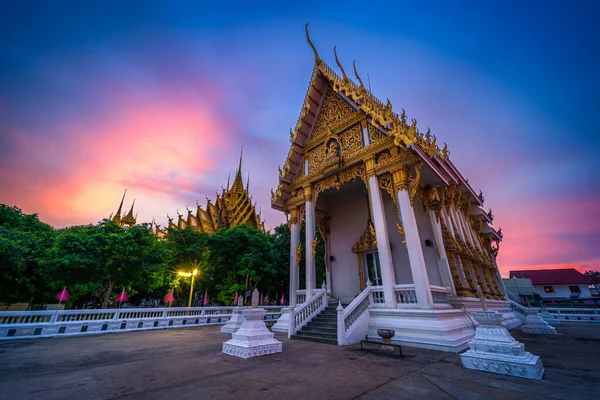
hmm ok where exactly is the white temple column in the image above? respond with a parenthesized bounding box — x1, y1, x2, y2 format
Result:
(365, 157, 397, 308)
(393, 165, 434, 308)
(428, 208, 456, 295)
(304, 184, 316, 298)
(289, 207, 299, 308)
(324, 228, 332, 296)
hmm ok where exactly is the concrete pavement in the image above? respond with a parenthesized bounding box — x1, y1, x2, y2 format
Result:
(0, 323, 598, 399)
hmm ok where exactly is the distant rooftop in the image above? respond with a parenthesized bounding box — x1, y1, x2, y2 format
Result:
(509, 268, 596, 285)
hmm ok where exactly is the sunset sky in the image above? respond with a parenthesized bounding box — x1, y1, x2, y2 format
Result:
(1, 1, 598, 276)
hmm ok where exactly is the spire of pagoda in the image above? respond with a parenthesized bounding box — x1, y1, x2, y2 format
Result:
(121, 198, 137, 226)
(231, 147, 245, 193)
(112, 189, 127, 224)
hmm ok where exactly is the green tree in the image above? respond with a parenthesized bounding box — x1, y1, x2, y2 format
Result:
(0, 205, 56, 304)
(166, 226, 210, 306)
(206, 225, 285, 305)
(45, 220, 170, 308)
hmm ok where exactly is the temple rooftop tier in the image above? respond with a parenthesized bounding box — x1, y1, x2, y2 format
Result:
(271, 24, 512, 352)
(153, 148, 265, 237)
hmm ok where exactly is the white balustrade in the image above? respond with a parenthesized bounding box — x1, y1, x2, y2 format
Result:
(296, 290, 307, 305)
(0, 305, 283, 340)
(546, 307, 600, 322)
(337, 283, 372, 345)
(371, 286, 385, 307)
(430, 286, 451, 304)
(288, 287, 327, 337)
(394, 284, 417, 306)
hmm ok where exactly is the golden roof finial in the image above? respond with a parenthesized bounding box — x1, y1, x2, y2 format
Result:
(353, 60, 365, 88)
(226, 173, 231, 190)
(334, 46, 348, 81)
(112, 189, 127, 223)
(246, 173, 250, 191)
(305, 23, 322, 66)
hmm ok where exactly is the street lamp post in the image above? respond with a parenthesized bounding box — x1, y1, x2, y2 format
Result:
(178, 268, 199, 308)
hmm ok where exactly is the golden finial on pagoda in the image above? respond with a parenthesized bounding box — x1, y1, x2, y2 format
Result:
(111, 189, 127, 224)
(226, 173, 231, 190)
(305, 23, 321, 66)
(353, 60, 365, 88)
(333, 46, 348, 81)
(441, 142, 450, 159)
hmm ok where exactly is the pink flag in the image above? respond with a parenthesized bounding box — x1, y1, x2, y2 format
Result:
(586, 298, 592, 305)
(165, 291, 174, 304)
(280, 293, 285, 305)
(260, 293, 263, 306)
(519, 297, 525, 304)
(56, 287, 69, 304)
(115, 290, 128, 303)
(234, 292, 238, 305)
(203, 290, 208, 306)
(551, 299, 556, 304)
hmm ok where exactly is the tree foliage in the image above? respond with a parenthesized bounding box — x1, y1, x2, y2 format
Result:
(0, 203, 292, 308)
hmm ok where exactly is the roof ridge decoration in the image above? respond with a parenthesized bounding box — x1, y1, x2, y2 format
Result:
(272, 24, 453, 207)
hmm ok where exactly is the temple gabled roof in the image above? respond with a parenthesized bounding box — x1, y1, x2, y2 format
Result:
(271, 24, 484, 212)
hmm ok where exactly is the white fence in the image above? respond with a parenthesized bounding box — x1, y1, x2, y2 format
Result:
(0, 306, 283, 340)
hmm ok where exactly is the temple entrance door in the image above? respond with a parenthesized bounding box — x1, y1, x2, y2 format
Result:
(365, 252, 382, 286)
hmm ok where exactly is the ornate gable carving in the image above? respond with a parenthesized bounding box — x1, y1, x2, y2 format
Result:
(307, 86, 358, 146)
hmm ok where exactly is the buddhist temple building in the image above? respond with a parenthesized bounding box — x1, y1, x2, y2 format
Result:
(153, 149, 266, 236)
(271, 25, 518, 351)
(109, 189, 137, 228)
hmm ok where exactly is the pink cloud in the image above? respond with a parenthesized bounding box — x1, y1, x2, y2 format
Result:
(1, 87, 236, 227)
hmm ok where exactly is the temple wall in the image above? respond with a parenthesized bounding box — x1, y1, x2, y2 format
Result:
(382, 193, 413, 284)
(413, 198, 443, 286)
(323, 185, 368, 303)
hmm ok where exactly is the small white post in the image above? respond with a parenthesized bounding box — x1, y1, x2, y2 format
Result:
(366, 280, 374, 307)
(336, 301, 344, 346)
(288, 306, 296, 338)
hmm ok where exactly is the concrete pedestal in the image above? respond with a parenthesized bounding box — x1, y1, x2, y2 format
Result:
(220, 307, 247, 333)
(222, 308, 282, 359)
(460, 311, 544, 380)
(271, 307, 290, 333)
(521, 309, 557, 335)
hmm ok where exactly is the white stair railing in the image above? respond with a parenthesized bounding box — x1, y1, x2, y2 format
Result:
(337, 282, 372, 345)
(288, 284, 327, 338)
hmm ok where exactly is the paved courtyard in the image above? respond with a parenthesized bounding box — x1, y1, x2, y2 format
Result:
(0, 323, 598, 400)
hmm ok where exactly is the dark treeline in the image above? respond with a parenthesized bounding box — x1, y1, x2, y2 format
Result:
(0, 204, 306, 308)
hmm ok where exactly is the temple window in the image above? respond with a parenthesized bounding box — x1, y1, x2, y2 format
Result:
(543, 286, 555, 293)
(568, 286, 581, 294)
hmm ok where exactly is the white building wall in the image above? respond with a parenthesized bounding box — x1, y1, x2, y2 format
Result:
(382, 192, 412, 284)
(324, 185, 368, 304)
(412, 198, 443, 287)
(534, 284, 592, 300)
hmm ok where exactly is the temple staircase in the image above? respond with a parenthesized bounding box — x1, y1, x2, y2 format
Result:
(291, 300, 340, 345)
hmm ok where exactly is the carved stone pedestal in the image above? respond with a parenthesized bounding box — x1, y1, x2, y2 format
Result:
(220, 307, 247, 334)
(222, 308, 282, 359)
(521, 309, 557, 335)
(460, 311, 544, 380)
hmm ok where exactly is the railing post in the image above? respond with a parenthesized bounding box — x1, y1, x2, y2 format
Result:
(336, 301, 344, 346)
(50, 310, 60, 324)
(367, 280, 374, 307)
(288, 306, 295, 338)
(114, 309, 121, 320)
(161, 308, 168, 319)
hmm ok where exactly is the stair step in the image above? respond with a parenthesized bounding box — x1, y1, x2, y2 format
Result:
(306, 322, 337, 329)
(301, 326, 337, 334)
(291, 335, 337, 345)
(294, 331, 337, 341)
